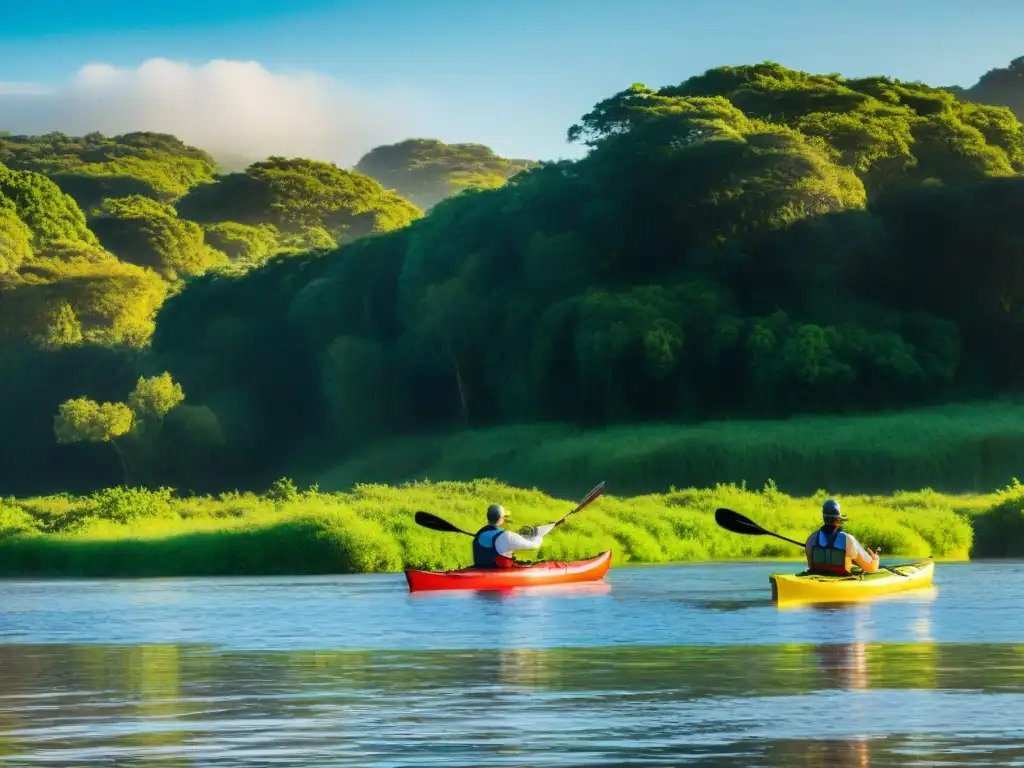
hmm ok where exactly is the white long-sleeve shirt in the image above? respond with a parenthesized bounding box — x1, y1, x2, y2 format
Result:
(494, 523, 556, 556)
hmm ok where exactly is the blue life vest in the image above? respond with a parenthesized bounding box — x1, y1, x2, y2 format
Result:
(472, 525, 509, 568)
(810, 528, 849, 575)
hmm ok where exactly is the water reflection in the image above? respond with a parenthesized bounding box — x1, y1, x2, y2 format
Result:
(2, 642, 1024, 766)
(410, 580, 614, 603)
(774, 584, 940, 613)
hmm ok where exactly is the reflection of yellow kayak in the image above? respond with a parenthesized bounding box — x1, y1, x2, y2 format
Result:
(769, 560, 935, 605)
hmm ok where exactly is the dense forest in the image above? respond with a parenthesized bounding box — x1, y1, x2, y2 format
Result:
(4, 57, 1024, 497)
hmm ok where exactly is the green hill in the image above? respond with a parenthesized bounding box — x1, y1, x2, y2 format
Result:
(354, 138, 537, 210)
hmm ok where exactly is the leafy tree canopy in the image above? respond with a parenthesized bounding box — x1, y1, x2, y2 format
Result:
(568, 63, 1024, 197)
(175, 157, 423, 243)
(354, 138, 537, 210)
(0, 163, 98, 248)
(90, 194, 228, 280)
(0, 131, 218, 210)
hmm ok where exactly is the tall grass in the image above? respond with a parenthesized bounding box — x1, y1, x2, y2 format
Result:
(0, 477, 1008, 579)
(311, 403, 1024, 498)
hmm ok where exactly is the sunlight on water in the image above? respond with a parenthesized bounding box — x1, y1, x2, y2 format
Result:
(1, 562, 1024, 765)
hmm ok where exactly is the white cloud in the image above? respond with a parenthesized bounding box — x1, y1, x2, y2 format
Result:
(0, 58, 429, 167)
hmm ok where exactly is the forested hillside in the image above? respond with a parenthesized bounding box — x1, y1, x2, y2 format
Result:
(353, 139, 537, 210)
(4, 59, 1024, 497)
(0, 135, 422, 348)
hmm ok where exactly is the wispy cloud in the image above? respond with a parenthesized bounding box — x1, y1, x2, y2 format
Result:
(0, 58, 429, 167)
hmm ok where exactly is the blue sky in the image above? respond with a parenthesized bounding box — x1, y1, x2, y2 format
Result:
(2, 0, 1023, 162)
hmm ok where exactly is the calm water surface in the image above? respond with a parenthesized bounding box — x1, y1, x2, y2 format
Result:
(2, 561, 1024, 766)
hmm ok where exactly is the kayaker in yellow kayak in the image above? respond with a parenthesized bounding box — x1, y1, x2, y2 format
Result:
(805, 499, 880, 576)
(472, 504, 555, 569)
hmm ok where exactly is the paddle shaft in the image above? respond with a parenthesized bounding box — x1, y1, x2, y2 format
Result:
(766, 531, 806, 549)
(553, 481, 606, 528)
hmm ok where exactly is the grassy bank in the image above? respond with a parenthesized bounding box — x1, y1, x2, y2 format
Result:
(310, 403, 1024, 499)
(3, 476, 1019, 579)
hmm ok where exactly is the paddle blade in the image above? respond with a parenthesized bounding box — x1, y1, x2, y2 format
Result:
(414, 511, 474, 537)
(554, 481, 607, 527)
(576, 481, 606, 512)
(714, 507, 768, 536)
(715, 508, 809, 550)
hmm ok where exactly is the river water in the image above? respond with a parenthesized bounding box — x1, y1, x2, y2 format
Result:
(1, 561, 1023, 766)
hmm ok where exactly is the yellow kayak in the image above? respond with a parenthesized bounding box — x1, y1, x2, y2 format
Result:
(769, 559, 935, 605)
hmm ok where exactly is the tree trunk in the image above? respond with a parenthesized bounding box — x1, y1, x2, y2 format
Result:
(111, 439, 131, 486)
(452, 356, 469, 424)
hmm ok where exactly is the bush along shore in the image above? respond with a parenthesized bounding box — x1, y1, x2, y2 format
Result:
(3, 476, 1020, 579)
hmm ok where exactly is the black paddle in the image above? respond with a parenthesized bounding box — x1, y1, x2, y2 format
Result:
(413, 511, 475, 537)
(714, 507, 908, 578)
(715, 507, 805, 547)
(414, 481, 607, 538)
(553, 481, 606, 528)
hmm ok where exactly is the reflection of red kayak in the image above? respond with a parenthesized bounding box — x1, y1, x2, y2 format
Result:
(405, 550, 613, 592)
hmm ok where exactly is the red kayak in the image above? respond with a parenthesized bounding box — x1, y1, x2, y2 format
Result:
(405, 550, 613, 592)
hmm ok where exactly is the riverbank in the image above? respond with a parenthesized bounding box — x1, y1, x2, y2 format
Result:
(2, 477, 1014, 578)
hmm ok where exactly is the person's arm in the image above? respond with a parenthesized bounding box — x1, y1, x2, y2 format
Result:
(495, 524, 555, 555)
(805, 534, 814, 568)
(846, 534, 879, 573)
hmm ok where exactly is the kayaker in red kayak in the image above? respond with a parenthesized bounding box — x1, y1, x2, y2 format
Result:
(805, 499, 880, 576)
(472, 504, 555, 568)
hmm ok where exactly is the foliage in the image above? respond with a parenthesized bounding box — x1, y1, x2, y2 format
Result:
(175, 157, 423, 242)
(968, 479, 1024, 557)
(127, 372, 185, 419)
(32, 300, 83, 348)
(54, 397, 135, 444)
(0, 130, 218, 209)
(90, 195, 228, 280)
(202, 221, 281, 263)
(354, 138, 537, 210)
(0, 202, 33, 273)
(0, 499, 40, 537)
(1, 255, 169, 347)
(44, 486, 179, 533)
(0, 478, 989, 577)
(0, 163, 98, 248)
(53, 372, 186, 485)
(0, 133, 431, 371)
(267, 477, 300, 503)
